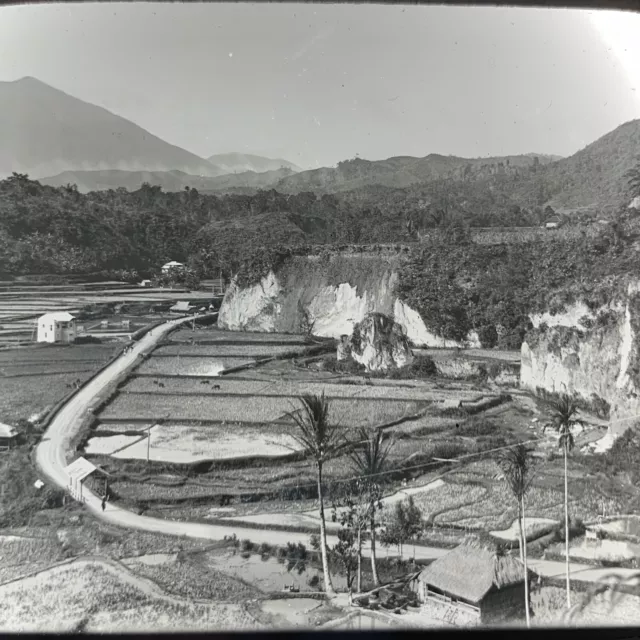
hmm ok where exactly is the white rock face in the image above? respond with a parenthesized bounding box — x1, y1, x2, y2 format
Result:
(628, 195, 640, 210)
(217, 272, 281, 332)
(393, 299, 480, 348)
(306, 283, 373, 338)
(350, 313, 414, 372)
(521, 287, 640, 438)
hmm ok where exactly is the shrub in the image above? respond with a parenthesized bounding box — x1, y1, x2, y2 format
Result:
(240, 539, 254, 552)
(308, 574, 320, 589)
(259, 542, 273, 556)
(386, 355, 437, 379)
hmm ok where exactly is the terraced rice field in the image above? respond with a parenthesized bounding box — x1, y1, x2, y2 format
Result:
(98, 393, 429, 427)
(170, 329, 307, 344)
(136, 356, 257, 376)
(153, 344, 309, 357)
(0, 344, 118, 422)
(88, 423, 303, 463)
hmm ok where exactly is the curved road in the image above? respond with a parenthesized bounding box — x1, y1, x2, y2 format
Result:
(34, 316, 640, 582)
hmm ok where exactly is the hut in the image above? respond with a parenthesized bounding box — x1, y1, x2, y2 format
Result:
(413, 538, 530, 626)
(0, 422, 18, 451)
(64, 457, 110, 503)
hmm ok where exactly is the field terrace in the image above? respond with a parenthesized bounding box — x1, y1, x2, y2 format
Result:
(0, 280, 214, 347)
(0, 343, 121, 423)
(82, 325, 552, 539)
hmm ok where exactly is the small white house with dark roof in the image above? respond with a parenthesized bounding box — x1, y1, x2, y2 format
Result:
(37, 312, 77, 343)
(161, 261, 185, 274)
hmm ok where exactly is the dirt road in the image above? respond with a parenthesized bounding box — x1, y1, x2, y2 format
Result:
(34, 316, 639, 583)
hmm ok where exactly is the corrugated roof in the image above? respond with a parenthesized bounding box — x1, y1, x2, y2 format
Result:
(0, 423, 18, 438)
(418, 538, 526, 603)
(162, 261, 184, 268)
(39, 312, 76, 321)
(64, 456, 97, 483)
(171, 301, 192, 311)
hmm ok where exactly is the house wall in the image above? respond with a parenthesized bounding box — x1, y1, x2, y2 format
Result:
(480, 582, 527, 625)
(37, 319, 76, 343)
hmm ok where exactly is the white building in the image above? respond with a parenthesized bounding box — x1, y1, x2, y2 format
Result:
(161, 261, 185, 274)
(37, 312, 77, 343)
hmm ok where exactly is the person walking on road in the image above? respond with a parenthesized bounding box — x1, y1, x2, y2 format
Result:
(101, 496, 106, 511)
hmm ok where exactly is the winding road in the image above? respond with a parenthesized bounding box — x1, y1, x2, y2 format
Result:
(34, 315, 640, 585)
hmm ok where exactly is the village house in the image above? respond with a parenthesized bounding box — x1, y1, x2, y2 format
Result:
(544, 215, 563, 229)
(37, 312, 77, 344)
(0, 422, 18, 451)
(64, 456, 110, 503)
(161, 260, 185, 274)
(412, 539, 531, 627)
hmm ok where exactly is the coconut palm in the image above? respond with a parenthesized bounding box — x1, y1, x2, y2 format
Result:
(287, 393, 344, 596)
(348, 427, 393, 586)
(496, 443, 536, 627)
(544, 394, 582, 609)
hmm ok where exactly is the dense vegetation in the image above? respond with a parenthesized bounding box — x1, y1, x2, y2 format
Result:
(2, 168, 627, 280)
(397, 213, 640, 347)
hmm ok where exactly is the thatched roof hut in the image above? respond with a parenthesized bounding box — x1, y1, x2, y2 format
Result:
(415, 538, 530, 626)
(418, 538, 526, 604)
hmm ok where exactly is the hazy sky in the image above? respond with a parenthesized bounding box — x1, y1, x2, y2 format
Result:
(1, 3, 639, 169)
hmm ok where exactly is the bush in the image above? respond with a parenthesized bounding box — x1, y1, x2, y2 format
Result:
(386, 355, 437, 379)
(240, 538, 254, 552)
(308, 574, 320, 589)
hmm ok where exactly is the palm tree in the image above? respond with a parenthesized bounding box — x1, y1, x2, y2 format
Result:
(544, 394, 582, 609)
(496, 443, 536, 627)
(348, 427, 393, 586)
(287, 393, 344, 597)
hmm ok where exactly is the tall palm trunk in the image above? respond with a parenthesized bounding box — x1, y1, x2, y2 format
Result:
(517, 502, 524, 562)
(370, 513, 380, 586)
(521, 495, 531, 628)
(563, 446, 571, 609)
(317, 462, 335, 595)
(356, 526, 362, 593)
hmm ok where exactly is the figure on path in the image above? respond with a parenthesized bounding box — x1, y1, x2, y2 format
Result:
(101, 496, 106, 511)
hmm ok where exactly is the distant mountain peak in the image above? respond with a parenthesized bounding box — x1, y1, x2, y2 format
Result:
(207, 152, 302, 174)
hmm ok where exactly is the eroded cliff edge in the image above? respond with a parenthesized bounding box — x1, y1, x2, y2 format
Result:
(521, 283, 640, 437)
(218, 250, 479, 347)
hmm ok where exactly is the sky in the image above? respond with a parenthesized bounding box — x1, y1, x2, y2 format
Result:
(1, 3, 639, 169)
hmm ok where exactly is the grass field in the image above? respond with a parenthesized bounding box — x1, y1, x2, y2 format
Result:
(0, 560, 262, 632)
(98, 393, 429, 427)
(170, 329, 308, 344)
(0, 344, 118, 423)
(154, 344, 310, 357)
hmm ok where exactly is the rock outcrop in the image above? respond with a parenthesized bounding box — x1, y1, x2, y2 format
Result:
(520, 282, 640, 438)
(349, 313, 414, 372)
(218, 252, 479, 347)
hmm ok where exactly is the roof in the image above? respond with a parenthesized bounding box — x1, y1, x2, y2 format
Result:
(0, 422, 18, 438)
(64, 456, 108, 483)
(418, 538, 527, 603)
(171, 301, 193, 311)
(162, 261, 184, 268)
(39, 312, 76, 322)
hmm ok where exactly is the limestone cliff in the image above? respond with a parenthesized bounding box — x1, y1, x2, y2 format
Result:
(520, 282, 640, 437)
(218, 252, 479, 347)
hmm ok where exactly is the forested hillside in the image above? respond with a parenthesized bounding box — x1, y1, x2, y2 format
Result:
(1, 161, 638, 281)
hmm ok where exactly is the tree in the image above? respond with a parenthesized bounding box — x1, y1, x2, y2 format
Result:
(348, 428, 393, 586)
(544, 394, 582, 609)
(287, 394, 344, 596)
(331, 527, 358, 591)
(380, 496, 423, 557)
(331, 477, 374, 593)
(496, 443, 536, 627)
(625, 158, 640, 199)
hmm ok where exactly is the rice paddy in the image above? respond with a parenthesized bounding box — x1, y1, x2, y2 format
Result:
(135, 356, 257, 376)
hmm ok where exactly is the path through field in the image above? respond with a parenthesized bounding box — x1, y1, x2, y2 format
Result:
(34, 316, 640, 586)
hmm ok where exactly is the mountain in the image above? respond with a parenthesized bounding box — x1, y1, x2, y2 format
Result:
(39, 167, 296, 194)
(274, 153, 561, 194)
(532, 119, 640, 211)
(0, 77, 218, 179)
(207, 152, 302, 174)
